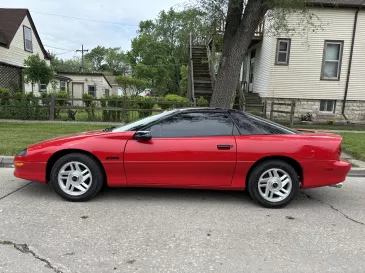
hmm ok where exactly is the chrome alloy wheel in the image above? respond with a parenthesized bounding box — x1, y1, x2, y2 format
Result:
(258, 168, 292, 202)
(58, 161, 92, 196)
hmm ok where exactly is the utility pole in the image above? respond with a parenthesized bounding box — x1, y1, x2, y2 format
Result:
(76, 44, 89, 72)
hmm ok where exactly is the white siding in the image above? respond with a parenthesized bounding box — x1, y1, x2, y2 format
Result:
(58, 74, 111, 99)
(0, 15, 49, 67)
(252, 20, 273, 97)
(266, 8, 355, 100)
(347, 10, 365, 101)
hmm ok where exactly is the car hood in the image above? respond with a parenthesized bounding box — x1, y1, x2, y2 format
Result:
(27, 130, 116, 149)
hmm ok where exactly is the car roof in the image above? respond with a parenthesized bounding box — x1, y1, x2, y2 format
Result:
(175, 107, 232, 113)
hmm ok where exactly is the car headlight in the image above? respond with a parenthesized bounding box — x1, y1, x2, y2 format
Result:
(17, 148, 27, 156)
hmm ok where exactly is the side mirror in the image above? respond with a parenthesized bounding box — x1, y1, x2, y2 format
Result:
(134, 131, 152, 141)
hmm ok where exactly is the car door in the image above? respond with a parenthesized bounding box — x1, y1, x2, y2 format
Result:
(123, 111, 237, 187)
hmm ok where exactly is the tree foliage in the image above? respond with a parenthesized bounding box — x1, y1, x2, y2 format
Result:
(116, 76, 149, 96)
(50, 55, 93, 73)
(128, 8, 207, 95)
(23, 54, 55, 86)
(51, 47, 129, 76)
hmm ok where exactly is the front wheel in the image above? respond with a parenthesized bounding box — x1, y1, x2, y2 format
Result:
(50, 153, 105, 202)
(247, 160, 299, 208)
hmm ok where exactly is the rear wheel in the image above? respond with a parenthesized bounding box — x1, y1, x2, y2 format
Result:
(247, 160, 299, 208)
(50, 153, 105, 202)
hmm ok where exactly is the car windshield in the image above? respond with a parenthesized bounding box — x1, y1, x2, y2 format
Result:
(112, 109, 177, 132)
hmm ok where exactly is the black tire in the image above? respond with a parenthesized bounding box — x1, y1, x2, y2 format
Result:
(50, 153, 105, 202)
(247, 160, 299, 208)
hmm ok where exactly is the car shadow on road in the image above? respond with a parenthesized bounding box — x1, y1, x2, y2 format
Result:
(13, 181, 332, 209)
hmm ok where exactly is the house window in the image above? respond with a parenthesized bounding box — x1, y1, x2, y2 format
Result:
(40, 84, 47, 93)
(105, 89, 110, 97)
(275, 39, 291, 65)
(320, 100, 336, 113)
(60, 81, 66, 91)
(23, 26, 33, 52)
(88, 86, 96, 97)
(321, 41, 343, 80)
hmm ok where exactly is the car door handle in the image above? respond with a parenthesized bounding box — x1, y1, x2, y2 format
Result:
(217, 145, 232, 150)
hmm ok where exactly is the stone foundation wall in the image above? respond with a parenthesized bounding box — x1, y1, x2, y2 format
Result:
(264, 98, 365, 123)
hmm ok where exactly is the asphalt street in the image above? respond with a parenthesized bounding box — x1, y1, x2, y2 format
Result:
(0, 168, 364, 273)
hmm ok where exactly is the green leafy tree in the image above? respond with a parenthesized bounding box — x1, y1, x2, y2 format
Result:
(23, 54, 55, 90)
(50, 54, 93, 73)
(84, 46, 108, 71)
(128, 8, 207, 95)
(116, 76, 149, 96)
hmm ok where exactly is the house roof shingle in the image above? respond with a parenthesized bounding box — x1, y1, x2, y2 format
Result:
(0, 8, 50, 60)
(0, 8, 28, 47)
(105, 76, 118, 85)
(307, 0, 365, 7)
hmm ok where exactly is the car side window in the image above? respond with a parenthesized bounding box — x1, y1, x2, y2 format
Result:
(149, 112, 234, 138)
(230, 112, 292, 135)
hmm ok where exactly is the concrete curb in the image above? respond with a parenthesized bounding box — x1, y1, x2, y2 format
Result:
(1, 155, 365, 177)
(347, 168, 365, 177)
(0, 156, 14, 168)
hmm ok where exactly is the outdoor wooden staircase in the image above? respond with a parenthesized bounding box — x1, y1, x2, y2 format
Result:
(187, 35, 264, 114)
(191, 45, 213, 101)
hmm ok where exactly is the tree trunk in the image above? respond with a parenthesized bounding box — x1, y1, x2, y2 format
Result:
(210, 0, 267, 108)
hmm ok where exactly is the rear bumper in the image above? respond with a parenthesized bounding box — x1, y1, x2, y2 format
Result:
(13, 157, 47, 183)
(301, 160, 351, 189)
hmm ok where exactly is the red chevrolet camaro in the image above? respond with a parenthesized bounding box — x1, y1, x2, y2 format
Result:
(13, 108, 351, 208)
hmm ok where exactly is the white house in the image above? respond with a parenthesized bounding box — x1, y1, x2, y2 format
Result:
(53, 72, 113, 105)
(0, 8, 51, 93)
(241, 0, 365, 122)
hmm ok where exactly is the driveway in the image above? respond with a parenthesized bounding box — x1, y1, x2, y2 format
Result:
(0, 168, 364, 273)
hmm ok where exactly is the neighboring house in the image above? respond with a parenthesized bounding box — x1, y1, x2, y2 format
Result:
(241, 0, 365, 121)
(54, 72, 113, 105)
(105, 76, 120, 96)
(0, 8, 51, 93)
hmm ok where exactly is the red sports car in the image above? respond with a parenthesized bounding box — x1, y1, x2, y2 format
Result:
(13, 108, 351, 208)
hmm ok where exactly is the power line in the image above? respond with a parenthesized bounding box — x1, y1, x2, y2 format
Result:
(28, 9, 139, 27)
(44, 45, 73, 51)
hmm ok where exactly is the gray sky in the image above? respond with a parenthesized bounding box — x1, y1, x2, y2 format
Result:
(0, 0, 184, 59)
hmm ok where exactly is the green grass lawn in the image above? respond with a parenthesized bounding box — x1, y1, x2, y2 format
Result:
(295, 124, 365, 131)
(338, 133, 365, 161)
(0, 122, 114, 156)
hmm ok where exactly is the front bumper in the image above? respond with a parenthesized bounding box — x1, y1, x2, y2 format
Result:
(13, 156, 47, 183)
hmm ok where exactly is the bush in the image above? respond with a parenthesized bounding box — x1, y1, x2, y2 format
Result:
(196, 96, 209, 107)
(55, 92, 70, 119)
(0, 89, 10, 105)
(133, 96, 155, 118)
(82, 93, 96, 120)
(160, 94, 190, 110)
(0, 92, 49, 120)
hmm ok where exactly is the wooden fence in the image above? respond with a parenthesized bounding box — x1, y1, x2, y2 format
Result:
(269, 100, 296, 127)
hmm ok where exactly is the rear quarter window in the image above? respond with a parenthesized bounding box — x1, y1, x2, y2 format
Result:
(230, 112, 297, 135)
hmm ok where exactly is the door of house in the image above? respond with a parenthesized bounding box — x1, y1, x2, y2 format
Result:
(248, 49, 256, 93)
(72, 83, 84, 106)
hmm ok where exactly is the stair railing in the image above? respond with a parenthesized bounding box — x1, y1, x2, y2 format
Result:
(188, 33, 196, 105)
(206, 37, 217, 89)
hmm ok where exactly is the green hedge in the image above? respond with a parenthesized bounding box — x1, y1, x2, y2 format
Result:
(0, 91, 49, 120)
(0, 92, 193, 122)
